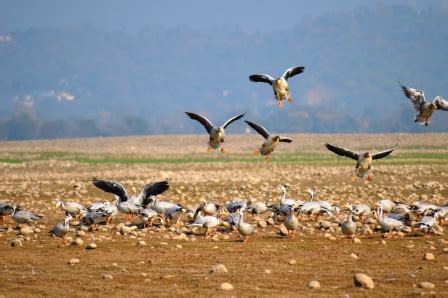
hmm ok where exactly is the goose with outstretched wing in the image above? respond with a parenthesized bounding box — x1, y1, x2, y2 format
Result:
(249, 66, 305, 108)
(399, 82, 448, 126)
(325, 143, 397, 181)
(185, 112, 245, 153)
(245, 120, 292, 160)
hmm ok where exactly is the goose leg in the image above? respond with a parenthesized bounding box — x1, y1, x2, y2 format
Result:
(207, 147, 212, 153)
(351, 176, 358, 182)
(220, 147, 225, 153)
(264, 156, 270, 161)
(367, 174, 374, 181)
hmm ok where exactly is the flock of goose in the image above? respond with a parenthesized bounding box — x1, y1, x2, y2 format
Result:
(0, 182, 447, 243)
(0, 66, 447, 244)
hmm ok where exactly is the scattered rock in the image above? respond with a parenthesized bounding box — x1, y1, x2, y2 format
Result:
(279, 225, 289, 236)
(86, 243, 97, 249)
(423, 253, 434, 261)
(68, 258, 80, 265)
(289, 259, 297, 265)
(20, 226, 34, 236)
(220, 282, 234, 291)
(257, 220, 267, 229)
(210, 264, 228, 274)
(353, 238, 361, 244)
(138, 240, 146, 246)
(354, 273, 374, 289)
(350, 253, 358, 260)
(176, 244, 182, 249)
(11, 239, 22, 247)
(264, 269, 272, 274)
(76, 230, 86, 237)
(418, 282, 435, 289)
(308, 280, 320, 289)
(74, 238, 84, 246)
(102, 273, 113, 280)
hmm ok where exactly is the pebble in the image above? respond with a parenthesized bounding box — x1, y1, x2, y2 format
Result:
(443, 248, 448, 253)
(20, 226, 34, 236)
(423, 253, 434, 260)
(264, 269, 272, 274)
(74, 238, 84, 246)
(279, 225, 289, 236)
(176, 244, 183, 249)
(138, 240, 146, 246)
(353, 238, 361, 244)
(289, 259, 296, 265)
(257, 220, 267, 229)
(86, 243, 97, 249)
(102, 273, 114, 280)
(354, 273, 374, 289)
(350, 253, 358, 260)
(220, 282, 234, 291)
(34, 228, 41, 233)
(308, 280, 320, 289)
(267, 218, 275, 225)
(76, 230, 86, 237)
(68, 258, 80, 265)
(418, 282, 435, 289)
(11, 239, 22, 247)
(210, 264, 228, 274)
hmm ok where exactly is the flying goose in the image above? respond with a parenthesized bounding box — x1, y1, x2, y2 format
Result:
(249, 66, 305, 108)
(324, 143, 397, 181)
(92, 178, 169, 220)
(399, 83, 448, 126)
(49, 213, 73, 243)
(11, 205, 43, 225)
(245, 120, 292, 159)
(341, 206, 357, 237)
(185, 112, 245, 153)
(0, 202, 15, 225)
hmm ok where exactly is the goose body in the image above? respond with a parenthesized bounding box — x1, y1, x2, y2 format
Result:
(377, 206, 405, 232)
(249, 66, 305, 108)
(185, 112, 245, 152)
(55, 200, 86, 217)
(245, 121, 292, 159)
(341, 207, 357, 237)
(50, 214, 73, 239)
(11, 206, 43, 225)
(237, 211, 253, 241)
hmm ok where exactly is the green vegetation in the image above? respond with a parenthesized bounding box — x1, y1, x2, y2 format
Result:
(1, 151, 447, 166)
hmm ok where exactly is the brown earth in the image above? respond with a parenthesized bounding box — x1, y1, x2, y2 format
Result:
(0, 134, 447, 296)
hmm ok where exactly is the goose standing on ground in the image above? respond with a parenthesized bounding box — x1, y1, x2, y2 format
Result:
(92, 178, 169, 220)
(194, 199, 220, 217)
(377, 206, 406, 233)
(283, 205, 300, 237)
(11, 205, 43, 226)
(399, 83, 448, 126)
(185, 112, 245, 153)
(49, 213, 73, 243)
(55, 200, 86, 219)
(136, 208, 162, 227)
(187, 210, 226, 237)
(237, 209, 254, 242)
(246, 199, 269, 216)
(249, 66, 305, 108)
(415, 212, 440, 233)
(324, 143, 397, 181)
(351, 204, 372, 223)
(226, 199, 247, 213)
(245, 120, 292, 160)
(0, 202, 15, 225)
(341, 206, 357, 238)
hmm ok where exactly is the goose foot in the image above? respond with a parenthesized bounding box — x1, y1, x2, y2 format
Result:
(207, 147, 212, 153)
(367, 174, 374, 182)
(220, 147, 225, 153)
(351, 176, 358, 182)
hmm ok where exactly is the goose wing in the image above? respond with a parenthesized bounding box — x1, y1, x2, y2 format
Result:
(136, 181, 170, 206)
(324, 143, 359, 160)
(245, 120, 270, 139)
(434, 96, 448, 111)
(282, 66, 305, 80)
(372, 144, 397, 160)
(185, 112, 214, 134)
(249, 74, 275, 85)
(279, 137, 293, 143)
(92, 178, 129, 202)
(399, 83, 426, 112)
(221, 113, 245, 129)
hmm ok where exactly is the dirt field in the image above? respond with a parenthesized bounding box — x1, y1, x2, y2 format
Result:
(0, 134, 448, 296)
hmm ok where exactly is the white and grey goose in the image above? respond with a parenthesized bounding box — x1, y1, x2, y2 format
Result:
(11, 205, 43, 225)
(49, 213, 73, 242)
(341, 206, 357, 237)
(283, 205, 300, 237)
(194, 199, 220, 217)
(185, 112, 245, 153)
(377, 205, 406, 233)
(415, 212, 440, 233)
(92, 178, 169, 220)
(187, 210, 226, 237)
(245, 120, 292, 160)
(249, 66, 305, 108)
(351, 204, 372, 223)
(55, 200, 86, 219)
(236, 209, 254, 242)
(325, 143, 397, 181)
(400, 82, 448, 126)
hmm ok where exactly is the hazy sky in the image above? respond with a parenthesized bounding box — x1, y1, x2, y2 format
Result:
(0, 0, 441, 33)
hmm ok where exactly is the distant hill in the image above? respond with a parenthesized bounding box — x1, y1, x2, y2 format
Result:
(0, 4, 448, 140)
